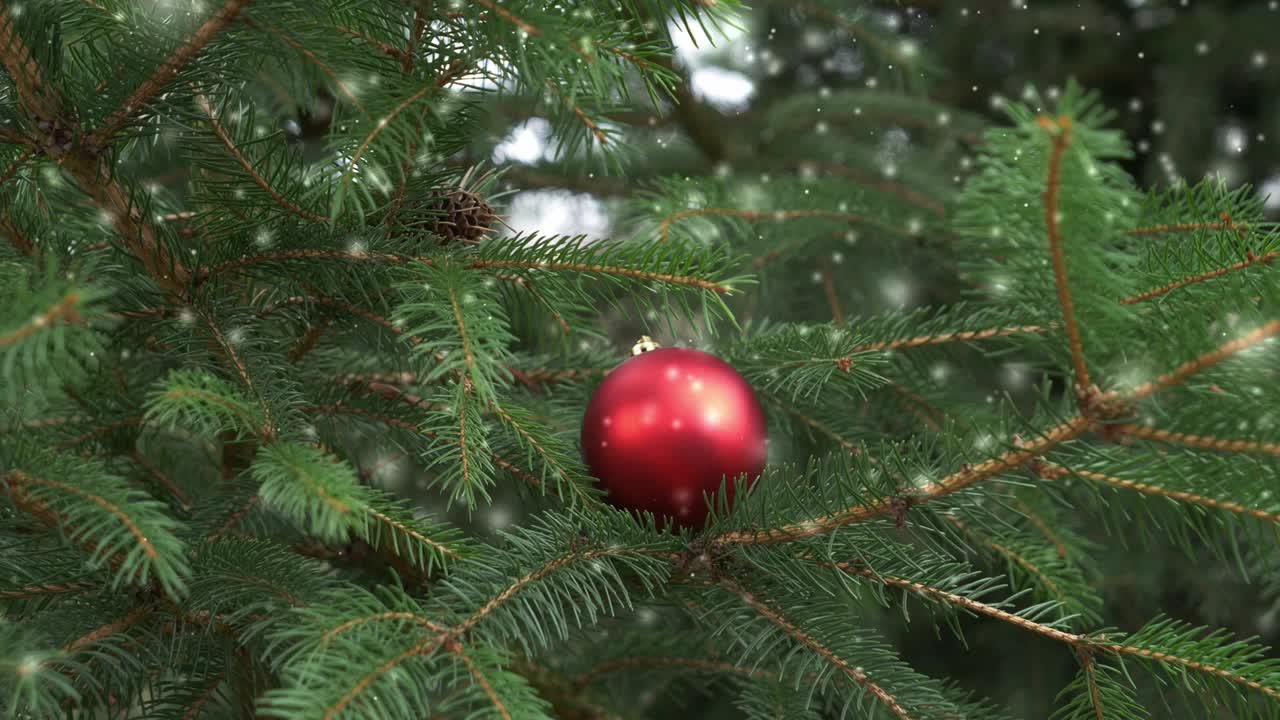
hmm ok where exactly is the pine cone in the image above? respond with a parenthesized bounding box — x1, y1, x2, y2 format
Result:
(425, 186, 495, 244)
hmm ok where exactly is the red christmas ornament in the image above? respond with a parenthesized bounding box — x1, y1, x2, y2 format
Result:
(581, 339, 768, 528)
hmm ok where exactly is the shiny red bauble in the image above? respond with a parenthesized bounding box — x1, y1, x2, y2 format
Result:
(580, 347, 768, 528)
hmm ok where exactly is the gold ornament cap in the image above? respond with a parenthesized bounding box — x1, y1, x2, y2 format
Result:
(631, 335, 661, 356)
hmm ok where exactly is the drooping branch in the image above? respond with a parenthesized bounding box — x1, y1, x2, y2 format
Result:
(944, 516, 1066, 603)
(469, 257, 734, 294)
(829, 560, 1280, 702)
(719, 576, 914, 720)
(1120, 251, 1276, 305)
(1037, 114, 1091, 392)
(830, 560, 1080, 646)
(4, 470, 159, 562)
(1118, 320, 1280, 402)
(713, 415, 1093, 546)
(0, 580, 99, 601)
(1125, 213, 1245, 237)
(1037, 463, 1280, 523)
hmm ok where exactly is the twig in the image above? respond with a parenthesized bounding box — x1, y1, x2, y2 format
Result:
(1118, 320, 1280, 402)
(0, 291, 84, 349)
(819, 257, 844, 324)
(659, 207, 901, 244)
(468, 257, 733, 294)
(1037, 115, 1091, 391)
(713, 415, 1092, 546)
(5, 470, 159, 560)
(1120, 251, 1276, 305)
(720, 576, 914, 720)
(0, 208, 34, 256)
(571, 656, 773, 690)
(851, 324, 1052, 352)
(0, 580, 98, 601)
(1038, 463, 1280, 523)
(1111, 424, 1280, 457)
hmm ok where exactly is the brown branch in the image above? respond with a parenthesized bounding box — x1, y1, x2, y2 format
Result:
(182, 672, 226, 720)
(320, 611, 445, 646)
(659, 207, 899, 244)
(571, 656, 773, 690)
(547, 80, 607, 145)
(721, 577, 914, 720)
(288, 315, 332, 363)
(491, 403, 572, 486)
(199, 248, 417, 280)
(851, 324, 1052, 352)
(334, 24, 409, 62)
(1119, 320, 1280, 402)
(0, 580, 98, 601)
(0, 209, 33, 256)
(1038, 463, 1280, 524)
(208, 495, 259, 541)
(455, 646, 514, 720)
(830, 560, 1082, 646)
(1076, 649, 1106, 720)
(1094, 641, 1280, 702)
(129, 449, 193, 509)
(323, 547, 670, 720)
(471, 0, 541, 36)
(259, 294, 421, 346)
(819, 257, 845, 324)
(0, 7, 190, 293)
(712, 415, 1093, 546)
(6, 470, 159, 560)
(365, 507, 464, 561)
(888, 383, 943, 432)
(469, 257, 733, 294)
(1120, 251, 1276, 305)
(945, 516, 1065, 603)
(323, 634, 450, 720)
(87, 0, 252, 148)
(0, 290, 83, 349)
(61, 606, 152, 654)
(1111, 424, 1280, 457)
(1037, 115, 1090, 391)
(1125, 214, 1245, 237)
(0, 6, 60, 119)
(193, 91, 330, 223)
(1013, 500, 1070, 560)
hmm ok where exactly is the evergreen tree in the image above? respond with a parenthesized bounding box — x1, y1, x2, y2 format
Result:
(2, 1, 1278, 719)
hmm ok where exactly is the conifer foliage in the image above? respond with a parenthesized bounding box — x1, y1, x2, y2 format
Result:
(2, 1, 1279, 719)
